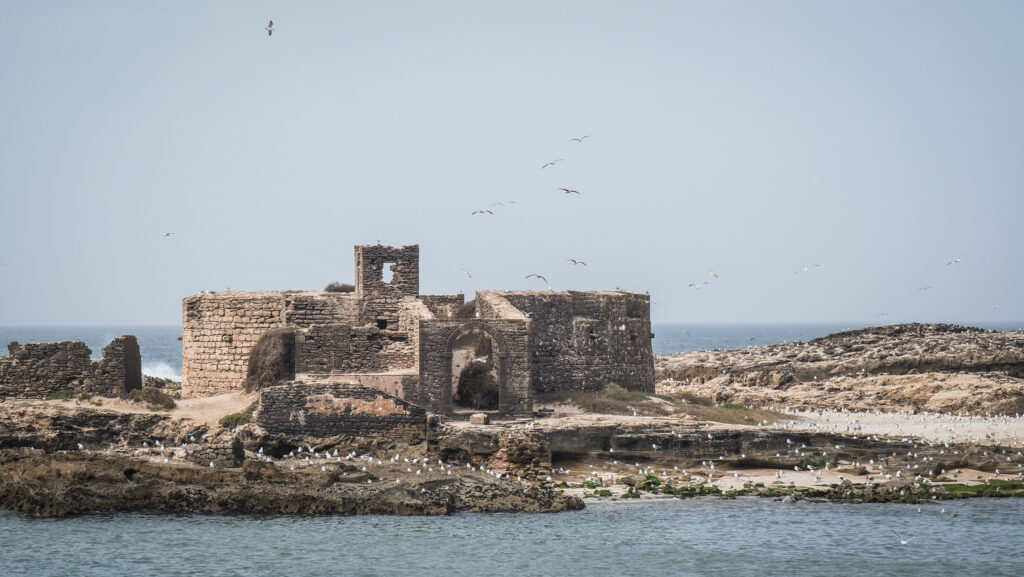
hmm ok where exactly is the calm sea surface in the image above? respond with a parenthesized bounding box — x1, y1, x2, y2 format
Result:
(1, 498, 1022, 577)
(2, 323, 1024, 576)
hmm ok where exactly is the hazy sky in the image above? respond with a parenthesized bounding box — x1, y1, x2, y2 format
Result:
(2, 1, 1022, 326)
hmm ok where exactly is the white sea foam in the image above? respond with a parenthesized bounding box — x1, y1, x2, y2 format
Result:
(142, 362, 181, 381)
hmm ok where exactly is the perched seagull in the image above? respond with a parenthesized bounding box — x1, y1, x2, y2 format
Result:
(265, 20, 274, 35)
(568, 135, 591, 143)
(567, 259, 587, 266)
(160, 232, 173, 237)
(525, 273, 548, 284)
(558, 187, 580, 194)
(708, 269, 719, 278)
(794, 264, 820, 274)
(891, 530, 912, 545)
(541, 158, 564, 169)
(471, 209, 494, 215)
(946, 255, 964, 266)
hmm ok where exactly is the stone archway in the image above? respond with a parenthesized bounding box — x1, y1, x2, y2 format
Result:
(444, 321, 510, 414)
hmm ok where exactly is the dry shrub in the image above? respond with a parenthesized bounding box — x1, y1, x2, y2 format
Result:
(244, 328, 296, 392)
(324, 282, 355, 293)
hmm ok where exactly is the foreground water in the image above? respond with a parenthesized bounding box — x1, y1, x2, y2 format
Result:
(1, 498, 1022, 577)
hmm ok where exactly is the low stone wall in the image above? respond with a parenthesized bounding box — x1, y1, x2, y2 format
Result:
(258, 381, 427, 441)
(0, 336, 142, 398)
(186, 438, 245, 468)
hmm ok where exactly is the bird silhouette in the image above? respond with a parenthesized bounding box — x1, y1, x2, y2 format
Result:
(541, 158, 564, 169)
(471, 209, 494, 215)
(525, 273, 548, 284)
(569, 135, 591, 143)
(567, 259, 587, 266)
(558, 188, 580, 194)
(160, 232, 173, 237)
(265, 20, 274, 35)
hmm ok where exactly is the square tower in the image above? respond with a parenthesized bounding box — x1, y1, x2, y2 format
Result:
(354, 244, 420, 328)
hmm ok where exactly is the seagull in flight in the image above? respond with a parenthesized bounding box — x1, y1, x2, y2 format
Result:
(567, 259, 587, 266)
(525, 273, 548, 284)
(471, 209, 494, 215)
(541, 158, 564, 169)
(160, 232, 174, 237)
(917, 286, 933, 291)
(891, 530, 912, 545)
(460, 269, 472, 278)
(708, 269, 719, 278)
(946, 255, 965, 266)
(688, 281, 709, 290)
(558, 187, 580, 194)
(794, 264, 820, 274)
(265, 20, 274, 35)
(569, 135, 591, 143)
(491, 201, 517, 206)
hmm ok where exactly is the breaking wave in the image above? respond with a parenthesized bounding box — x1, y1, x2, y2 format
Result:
(142, 362, 181, 382)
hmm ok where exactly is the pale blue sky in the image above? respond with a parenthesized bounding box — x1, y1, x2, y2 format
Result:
(1, 1, 1022, 326)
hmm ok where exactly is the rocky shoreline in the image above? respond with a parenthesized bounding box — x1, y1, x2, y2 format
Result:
(2, 323, 1023, 517)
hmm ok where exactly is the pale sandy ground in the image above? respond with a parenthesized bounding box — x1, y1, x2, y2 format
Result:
(782, 409, 1024, 447)
(54, 391, 257, 428)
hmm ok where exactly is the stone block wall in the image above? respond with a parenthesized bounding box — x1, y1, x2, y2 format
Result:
(0, 336, 142, 398)
(257, 381, 427, 441)
(419, 294, 465, 318)
(416, 319, 532, 416)
(284, 292, 360, 327)
(182, 292, 286, 397)
(354, 244, 419, 328)
(296, 325, 415, 375)
(186, 438, 245, 468)
(494, 290, 655, 394)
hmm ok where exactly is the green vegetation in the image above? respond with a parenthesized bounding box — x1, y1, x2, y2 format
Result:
(722, 402, 748, 410)
(535, 383, 672, 416)
(124, 387, 176, 411)
(940, 481, 1024, 497)
(45, 389, 75, 401)
(582, 480, 603, 489)
(219, 410, 253, 429)
(587, 489, 613, 498)
(324, 282, 355, 293)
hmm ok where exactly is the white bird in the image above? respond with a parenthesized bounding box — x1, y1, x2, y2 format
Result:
(891, 530, 911, 545)
(795, 264, 821, 274)
(460, 269, 472, 278)
(946, 256, 964, 266)
(568, 135, 591, 143)
(541, 158, 564, 169)
(567, 259, 587, 266)
(708, 269, 719, 278)
(160, 232, 173, 237)
(558, 187, 580, 194)
(917, 286, 933, 291)
(265, 20, 274, 35)
(525, 273, 548, 284)
(471, 209, 494, 215)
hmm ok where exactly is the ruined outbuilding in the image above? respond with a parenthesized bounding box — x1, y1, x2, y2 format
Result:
(182, 244, 654, 418)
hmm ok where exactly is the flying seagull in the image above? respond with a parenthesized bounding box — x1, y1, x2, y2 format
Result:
(709, 269, 719, 278)
(688, 281, 709, 290)
(460, 269, 472, 278)
(567, 259, 587, 266)
(541, 158, 564, 169)
(558, 187, 580, 194)
(946, 255, 964, 266)
(891, 530, 912, 545)
(917, 286, 933, 291)
(794, 264, 820, 274)
(525, 273, 548, 284)
(471, 209, 494, 215)
(161, 232, 173, 237)
(569, 135, 591, 143)
(265, 20, 274, 35)
(491, 201, 517, 206)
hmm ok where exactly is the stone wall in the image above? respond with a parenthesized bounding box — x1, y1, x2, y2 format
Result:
(295, 325, 416, 375)
(257, 381, 427, 441)
(0, 336, 142, 398)
(419, 294, 465, 318)
(284, 292, 360, 327)
(416, 319, 532, 416)
(182, 292, 286, 397)
(492, 290, 655, 394)
(354, 244, 419, 328)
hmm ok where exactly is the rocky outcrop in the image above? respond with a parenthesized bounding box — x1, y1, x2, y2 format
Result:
(656, 324, 1024, 414)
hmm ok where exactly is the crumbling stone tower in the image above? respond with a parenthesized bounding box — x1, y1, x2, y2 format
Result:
(354, 244, 419, 329)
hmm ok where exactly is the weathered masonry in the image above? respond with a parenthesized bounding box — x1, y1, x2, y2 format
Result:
(0, 336, 142, 398)
(182, 244, 654, 417)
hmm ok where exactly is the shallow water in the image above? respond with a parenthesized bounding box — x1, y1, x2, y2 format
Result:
(1, 498, 1022, 577)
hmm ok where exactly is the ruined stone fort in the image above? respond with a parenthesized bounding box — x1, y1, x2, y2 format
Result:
(183, 244, 654, 417)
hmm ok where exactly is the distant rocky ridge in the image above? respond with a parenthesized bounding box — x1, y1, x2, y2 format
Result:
(656, 323, 1024, 414)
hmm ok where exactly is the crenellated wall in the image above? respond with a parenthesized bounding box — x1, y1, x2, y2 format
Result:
(0, 336, 142, 398)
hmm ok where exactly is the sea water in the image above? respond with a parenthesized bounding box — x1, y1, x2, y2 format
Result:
(1, 498, 1022, 577)
(2, 323, 1023, 576)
